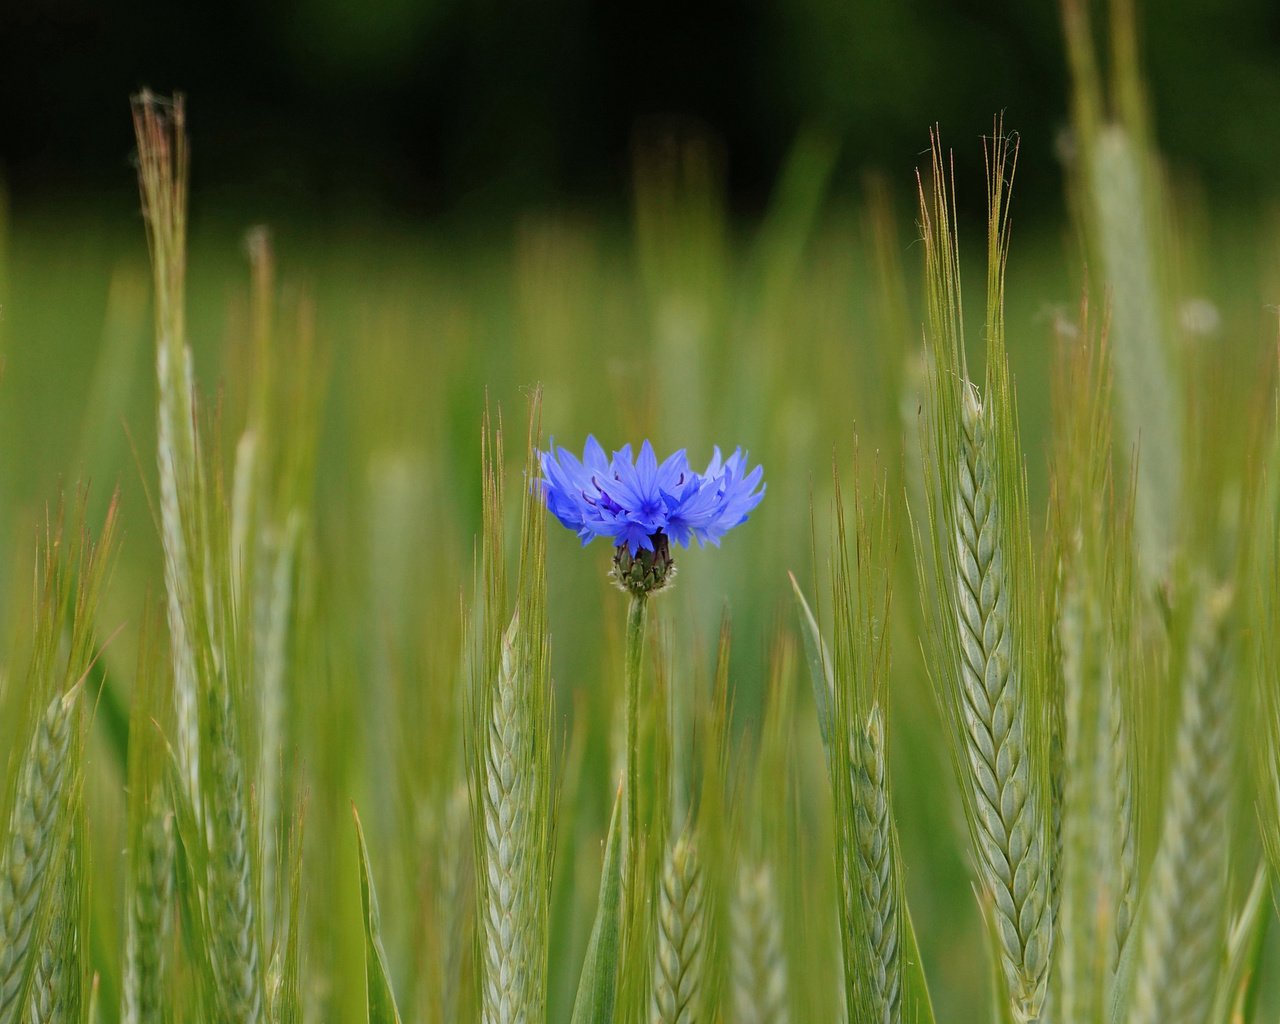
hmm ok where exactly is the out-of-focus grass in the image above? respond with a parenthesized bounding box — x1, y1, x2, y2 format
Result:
(0, 111, 1276, 1017)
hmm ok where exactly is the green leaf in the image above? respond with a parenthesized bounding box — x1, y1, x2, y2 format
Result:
(352, 804, 403, 1024)
(86, 973, 101, 1024)
(1211, 862, 1268, 1023)
(900, 896, 938, 1024)
(570, 783, 624, 1024)
(788, 572, 835, 761)
(1107, 907, 1140, 1024)
(278, 810, 307, 1024)
(980, 895, 1017, 1024)
(85, 652, 130, 775)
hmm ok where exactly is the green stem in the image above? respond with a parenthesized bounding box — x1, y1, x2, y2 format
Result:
(624, 593, 648, 875)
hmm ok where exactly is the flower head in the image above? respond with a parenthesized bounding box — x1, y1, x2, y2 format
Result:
(539, 435, 765, 595)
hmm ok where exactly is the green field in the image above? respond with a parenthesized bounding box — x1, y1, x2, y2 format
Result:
(0, 11, 1278, 1024)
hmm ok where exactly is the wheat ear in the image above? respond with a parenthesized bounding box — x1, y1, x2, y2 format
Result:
(472, 400, 551, 1024)
(28, 916, 72, 1024)
(1129, 589, 1233, 1024)
(122, 810, 174, 1024)
(0, 684, 81, 1023)
(847, 706, 901, 1024)
(28, 845, 78, 1024)
(1056, 566, 1138, 1022)
(207, 684, 263, 1022)
(650, 829, 706, 1024)
(954, 389, 1052, 1021)
(731, 862, 789, 1024)
(480, 616, 539, 1024)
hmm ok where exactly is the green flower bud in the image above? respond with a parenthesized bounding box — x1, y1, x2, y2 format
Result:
(611, 533, 676, 596)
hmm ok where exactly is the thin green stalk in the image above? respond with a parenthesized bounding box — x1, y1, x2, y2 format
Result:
(1109, 671, 1136, 969)
(258, 512, 300, 927)
(132, 93, 202, 805)
(1090, 127, 1180, 586)
(624, 593, 649, 875)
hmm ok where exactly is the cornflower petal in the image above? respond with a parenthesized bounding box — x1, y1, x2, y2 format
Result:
(583, 435, 610, 474)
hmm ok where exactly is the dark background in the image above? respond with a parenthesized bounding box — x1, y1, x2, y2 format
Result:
(3, 0, 1279, 224)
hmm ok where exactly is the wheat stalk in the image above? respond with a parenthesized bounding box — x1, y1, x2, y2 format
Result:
(257, 511, 300, 928)
(916, 125, 1052, 1021)
(0, 685, 81, 1024)
(953, 388, 1052, 1022)
(845, 706, 901, 1024)
(157, 337, 202, 801)
(122, 810, 174, 1024)
(1090, 126, 1181, 585)
(650, 829, 705, 1024)
(132, 93, 202, 804)
(731, 862, 789, 1024)
(471, 400, 551, 1024)
(1129, 589, 1233, 1024)
(1053, 573, 1087, 1024)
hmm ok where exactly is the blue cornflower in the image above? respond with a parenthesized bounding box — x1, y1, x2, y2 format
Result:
(539, 435, 765, 595)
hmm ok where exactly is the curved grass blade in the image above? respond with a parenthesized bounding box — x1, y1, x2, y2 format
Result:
(1107, 893, 1140, 1024)
(352, 805, 403, 1024)
(788, 572, 834, 760)
(980, 893, 1016, 1024)
(791, 568, 936, 1024)
(899, 898, 936, 1024)
(1211, 863, 1268, 1024)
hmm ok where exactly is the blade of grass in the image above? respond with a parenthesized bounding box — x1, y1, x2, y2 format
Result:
(1209, 862, 1267, 1024)
(787, 572, 834, 761)
(353, 805, 403, 1024)
(570, 781, 624, 1024)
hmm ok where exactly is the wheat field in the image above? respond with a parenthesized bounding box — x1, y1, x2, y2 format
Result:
(0, 5, 1277, 1023)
